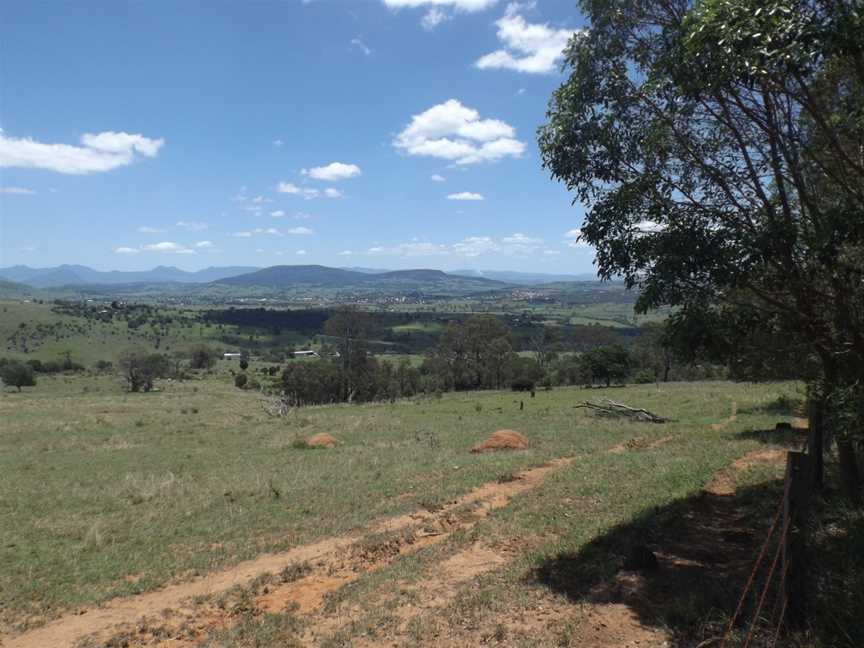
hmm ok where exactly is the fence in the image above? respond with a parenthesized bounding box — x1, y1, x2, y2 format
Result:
(719, 408, 825, 647)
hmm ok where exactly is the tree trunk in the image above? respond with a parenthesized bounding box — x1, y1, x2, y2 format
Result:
(837, 438, 862, 506)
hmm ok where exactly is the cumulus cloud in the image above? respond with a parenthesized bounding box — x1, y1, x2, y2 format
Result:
(270, 210, 286, 218)
(114, 246, 140, 255)
(430, 174, 446, 182)
(176, 220, 209, 231)
(337, 250, 353, 256)
(194, 240, 214, 248)
(287, 226, 314, 235)
(137, 226, 164, 233)
(233, 228, 284, 238)
(447, 191, 484, 200)
(564, 228, 591, 248)
(383, 0, 498, 11)
(394, 99, 524, 165)
(422, 8, 450, 29)
(273, 139, 285, 147)
(278, 181, 342, 199)
(475, 5, 580, 74)
(301, 162, 361, 181)
(360, 233, 549, 258)
(0, 186, 35, 195)
(296, 249, 308, 256)
(142, 241, 196, 254)
(0, 131, 164, 174)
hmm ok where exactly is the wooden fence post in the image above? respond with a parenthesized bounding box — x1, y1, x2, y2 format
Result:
(808, 399, 824, 489)
(783, 451, 811, 629)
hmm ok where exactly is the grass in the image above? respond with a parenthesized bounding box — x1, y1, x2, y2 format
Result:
(0, 374, 798, 637)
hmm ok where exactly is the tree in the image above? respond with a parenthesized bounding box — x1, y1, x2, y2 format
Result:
(234, 373, 248, 389)
(0, 360, 36, 392)
(118, 351, 170, 392)
(540, 0, 864, 494)
(188, 344, 217, 370)
(239, 358, 249, 371)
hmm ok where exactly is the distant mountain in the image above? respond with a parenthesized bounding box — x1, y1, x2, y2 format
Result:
(0, 265, 259, 288)
(214, 265, 507, 290)
(451, 269, 600, 285)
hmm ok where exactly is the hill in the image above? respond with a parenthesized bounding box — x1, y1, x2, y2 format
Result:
(213, 265, 507, 291)
(0, 265, 259, 288)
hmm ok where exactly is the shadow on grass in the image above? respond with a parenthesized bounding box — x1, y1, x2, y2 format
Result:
(735, 426, 808, 449)
(532, 480, 785, 647)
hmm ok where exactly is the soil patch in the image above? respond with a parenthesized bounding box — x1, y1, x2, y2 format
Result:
(307, 433, 339, 448)
(471, 429, 529, 453)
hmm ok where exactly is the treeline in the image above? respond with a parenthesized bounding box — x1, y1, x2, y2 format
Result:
(266, 310, 723, 407)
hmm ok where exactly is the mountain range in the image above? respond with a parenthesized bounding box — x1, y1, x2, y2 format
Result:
(0, 264, 596, 289)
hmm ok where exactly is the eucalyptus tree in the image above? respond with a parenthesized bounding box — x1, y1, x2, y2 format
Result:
(540, 0, 864, 497)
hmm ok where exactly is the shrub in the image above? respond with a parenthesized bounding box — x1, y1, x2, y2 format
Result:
(0, 360, 36, 392)
(234, 374, 248, 389)
(633, 370, 655, 384)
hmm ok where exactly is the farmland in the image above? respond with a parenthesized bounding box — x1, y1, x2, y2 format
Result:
(1, 373, 806, 646)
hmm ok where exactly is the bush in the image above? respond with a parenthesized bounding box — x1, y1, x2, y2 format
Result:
(188, 344, 218, 370)
(0, 360, 36, 392)
(234, 374, 248, 389)
(633, 370, 655, 384)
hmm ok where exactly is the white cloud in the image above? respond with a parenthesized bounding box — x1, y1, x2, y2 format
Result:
(277, 182, 302, 194)
(337, 250, 354, 256)
(475, 5, 580, 74)
(194, 240, 214, 248)
(452, 236, 500, 256)
(430, 174, 446, 182)
(301, 162, 361, 181)
(296, 249, 308, 256)
(635, 219, 665, 233)
(0, 131, 164, 174)
(287, 226, 314, 235)
(252, 195, 272, 204)
(0, 186, 35, 195)
(176, 220, 209, 231)
(543, 249, 561, 255)
(350, 37, 372, 55)
(447, 191, 484, 200)
(273, 139, 285, 147)
(233, 227, 287, 238)
(394, 99, 525, 165)
(137, 226, 164, 233)
(277, 181, 341, 199)
(142, 241, 196, 254)
(502, 232, 542, 245)
(564, 228, 591, 248)
(114, 246, 140, 255)
(294, 211, 313, 219)
(422, 8, 450, 29)
(360, 232, 551, 258)
(383, 0, 498, 11)
(270, 210, 286, 218)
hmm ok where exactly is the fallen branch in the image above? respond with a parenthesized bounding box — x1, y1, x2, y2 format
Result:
(575, 398, 672, 423)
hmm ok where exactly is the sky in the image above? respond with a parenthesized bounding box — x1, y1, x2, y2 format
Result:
(0, 0, 595, 273)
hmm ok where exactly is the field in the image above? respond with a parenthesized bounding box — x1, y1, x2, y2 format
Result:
(0, 374, 805, 647)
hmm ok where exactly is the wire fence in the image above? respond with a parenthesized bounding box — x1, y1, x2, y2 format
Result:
(720, 449, 813, 647)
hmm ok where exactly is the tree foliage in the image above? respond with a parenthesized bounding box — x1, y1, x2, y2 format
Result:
(0, 359, 36, 392)
(540, 0, 864, 442)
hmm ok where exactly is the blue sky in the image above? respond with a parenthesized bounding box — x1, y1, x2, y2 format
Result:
(0, 0, 595, 273)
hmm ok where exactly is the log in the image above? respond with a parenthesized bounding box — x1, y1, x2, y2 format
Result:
(574, 398, 671, 423)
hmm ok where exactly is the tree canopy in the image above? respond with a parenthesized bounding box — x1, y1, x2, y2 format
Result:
(540, 0, 863, 386)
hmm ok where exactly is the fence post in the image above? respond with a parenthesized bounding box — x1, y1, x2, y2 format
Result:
(808, 398, 824, 489)
(783, 451, 811, 629)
